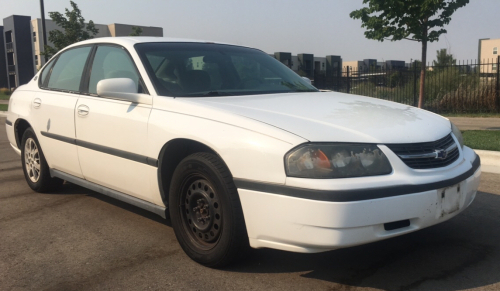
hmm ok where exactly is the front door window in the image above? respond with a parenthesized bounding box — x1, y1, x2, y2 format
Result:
(88, 46, 141, 94)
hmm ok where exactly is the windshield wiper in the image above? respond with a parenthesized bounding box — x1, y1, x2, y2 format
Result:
(280, 81, 318, 93)
(204, 91, 235, 96)
(176, 91, 236, 97)
(289, 89, 318, 92)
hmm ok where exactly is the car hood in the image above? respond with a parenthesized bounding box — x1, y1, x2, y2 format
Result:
(180, 92, 451, 144)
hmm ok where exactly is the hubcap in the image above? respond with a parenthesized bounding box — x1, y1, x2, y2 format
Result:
(24, 138, 41, 183)
(181, 178, 222, 246)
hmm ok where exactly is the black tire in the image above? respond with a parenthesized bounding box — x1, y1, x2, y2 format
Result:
(169, 152, 248, 267)
(21, 128, 63, 192)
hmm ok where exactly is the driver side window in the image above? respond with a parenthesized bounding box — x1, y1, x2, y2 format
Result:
(88, 46, 141, 95)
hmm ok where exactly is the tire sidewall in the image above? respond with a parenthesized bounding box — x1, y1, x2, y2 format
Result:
(21, 128, 50, 191)
(169, 154, 242, 266)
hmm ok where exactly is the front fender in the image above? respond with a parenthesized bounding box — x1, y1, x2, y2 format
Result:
(147, 109, 306, 185)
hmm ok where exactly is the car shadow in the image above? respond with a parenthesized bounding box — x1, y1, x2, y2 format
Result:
(224, 190, 500, 290)
(56, 182, 500, 290)
(57, 182, 170, 226)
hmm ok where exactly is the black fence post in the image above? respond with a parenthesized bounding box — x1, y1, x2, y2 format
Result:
(334, 58, 496, 113)
(497, 56, 500, 112)
(413, 61, 418, 107)
(346, 66, 350, 94)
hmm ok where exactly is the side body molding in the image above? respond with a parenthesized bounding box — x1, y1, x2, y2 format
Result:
(41, 131, 159, 167)
(50, 169, 166, 218)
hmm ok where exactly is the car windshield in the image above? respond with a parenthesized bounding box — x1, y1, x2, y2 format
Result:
(135, 42, 318, 97)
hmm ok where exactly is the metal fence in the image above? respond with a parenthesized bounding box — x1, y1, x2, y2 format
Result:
(313, 57, 500, 114)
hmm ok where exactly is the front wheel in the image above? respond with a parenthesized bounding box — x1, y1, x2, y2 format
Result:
(169, 153, 248, 267)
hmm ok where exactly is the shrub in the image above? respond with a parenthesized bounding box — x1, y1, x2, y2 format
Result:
(0, 88, 11, 96)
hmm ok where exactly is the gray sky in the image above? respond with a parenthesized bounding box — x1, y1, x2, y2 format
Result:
(2, 0, 499, 63)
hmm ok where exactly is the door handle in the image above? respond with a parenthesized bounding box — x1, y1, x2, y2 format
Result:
(33, 98, 42, 108)
(77, 105, 89, 116)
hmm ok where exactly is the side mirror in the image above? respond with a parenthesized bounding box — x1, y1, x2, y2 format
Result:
(97, 78, 152, 105)
(301, 76, 312, 84)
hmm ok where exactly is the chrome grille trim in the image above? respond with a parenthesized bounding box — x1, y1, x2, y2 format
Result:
(386, 134, 460, 169)
(398, 142, 457, 159)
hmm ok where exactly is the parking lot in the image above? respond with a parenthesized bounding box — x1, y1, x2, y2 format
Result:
(1, 116, 500, 291)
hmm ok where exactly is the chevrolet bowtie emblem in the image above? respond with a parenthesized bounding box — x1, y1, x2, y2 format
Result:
(434, 149, 448, 160)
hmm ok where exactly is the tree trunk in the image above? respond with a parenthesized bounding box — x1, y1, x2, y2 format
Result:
(418, 40, 427, 108)
(418, 26, 428, 108)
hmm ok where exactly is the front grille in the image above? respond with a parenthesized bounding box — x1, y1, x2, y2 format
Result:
(386, 134, 460, 169)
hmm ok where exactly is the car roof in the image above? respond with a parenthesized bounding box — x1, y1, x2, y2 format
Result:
(66, 36, 246, 50)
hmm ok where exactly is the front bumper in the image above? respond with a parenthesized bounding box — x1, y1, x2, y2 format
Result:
(237, 148, 481, 253)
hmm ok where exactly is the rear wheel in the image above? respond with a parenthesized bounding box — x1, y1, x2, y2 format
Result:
(21, 128, 63, 192)
(169, 153, 248, 267)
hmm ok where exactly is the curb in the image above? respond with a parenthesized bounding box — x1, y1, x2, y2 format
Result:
(0, 111, 498, 174)
(475, 150, 500, 175)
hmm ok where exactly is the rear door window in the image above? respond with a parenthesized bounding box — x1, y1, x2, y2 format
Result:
(46, 46, 92, 92)
(39, 59, 55, 87)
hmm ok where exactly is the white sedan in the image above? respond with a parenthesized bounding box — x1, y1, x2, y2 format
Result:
(5, 37, 481, 267)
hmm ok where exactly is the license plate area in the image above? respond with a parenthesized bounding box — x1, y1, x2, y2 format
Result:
(438, 182, 463, 218)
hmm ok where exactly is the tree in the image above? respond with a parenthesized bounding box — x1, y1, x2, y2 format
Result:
(350, 0, 469, 108)
(433, 48, 456, 67)
(411, 60, 422, 69)
(42, 1, 99, 58)
(130, 26, 143, 36)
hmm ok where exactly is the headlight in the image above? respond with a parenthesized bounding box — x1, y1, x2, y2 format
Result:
(285, 144, 392, 179)
(451, 122, 464, 149)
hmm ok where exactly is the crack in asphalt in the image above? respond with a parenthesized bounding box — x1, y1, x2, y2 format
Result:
(43, 249, 181, 291)
(397, 243, 493, 291)
(0, 195, 86, 224)
(0, 190, 38, 200)
(0, 176, 25, 184)
(317, 239, 494, 291)
(0, 166, 23, 172)
(0, 159, 21, 163)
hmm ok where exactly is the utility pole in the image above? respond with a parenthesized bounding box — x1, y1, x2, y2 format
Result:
(40, 0, 48, 63)
(413, 60, 418, 107)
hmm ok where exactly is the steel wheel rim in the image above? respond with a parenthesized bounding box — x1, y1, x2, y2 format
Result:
(180, 176, 222, 249)
(24, 138, 41, 183)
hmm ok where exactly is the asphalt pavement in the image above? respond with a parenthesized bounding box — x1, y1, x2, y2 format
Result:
(1, 116, 500, 291)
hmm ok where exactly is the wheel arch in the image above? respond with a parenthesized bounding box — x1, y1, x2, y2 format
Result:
(14, 118, 33, 149)
(157, 138, 227, 208)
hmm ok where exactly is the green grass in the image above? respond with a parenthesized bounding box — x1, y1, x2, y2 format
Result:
(0, 104, 8, 111)
(443, 113, 500, 118)
(463, 130, 500, 151)
(0, 89, 11, 100)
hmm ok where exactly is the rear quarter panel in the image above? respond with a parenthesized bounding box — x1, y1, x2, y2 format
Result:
(6, 86, 38, 148)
